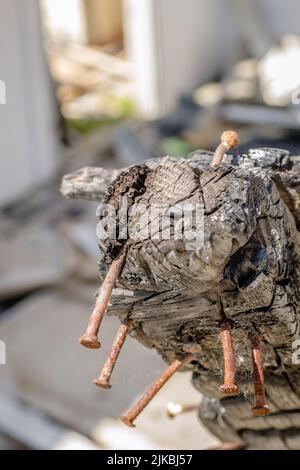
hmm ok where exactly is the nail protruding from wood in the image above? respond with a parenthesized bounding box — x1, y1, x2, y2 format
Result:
(219, 319, 240, 396)
(250, 334, 271, 416)
(211, 130, 240, 166)
(209, 442, 245, 451)
(93, 318, 132, 389)
(79, 243, 128, 349)
(120, 354, 194, 427)
(166, 402, 198, 419)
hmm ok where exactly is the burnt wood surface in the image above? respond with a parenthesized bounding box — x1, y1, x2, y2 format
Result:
(61, 148, 300, 449)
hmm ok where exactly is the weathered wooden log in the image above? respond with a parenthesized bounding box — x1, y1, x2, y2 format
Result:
(61, 146, 300, 450)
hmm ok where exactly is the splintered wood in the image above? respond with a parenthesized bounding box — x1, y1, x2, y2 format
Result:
(62, 133, 300, 449)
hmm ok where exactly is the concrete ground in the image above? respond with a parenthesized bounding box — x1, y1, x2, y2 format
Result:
(0, 289, 217, 449)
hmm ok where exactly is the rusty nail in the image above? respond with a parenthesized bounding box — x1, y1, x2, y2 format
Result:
(211, 130, 240, 166)
(166, 402, 198, 419)
(210, 442, 245, 451)
(93, 318, 132, 389)
(250, 334, 271, 416)
(79, 242, 129, 349)
(219, 319, 240, 396)
(120, 353, 194, 427)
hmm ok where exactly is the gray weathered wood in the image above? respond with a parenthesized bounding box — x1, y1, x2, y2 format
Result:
(61, 147, 300, 449)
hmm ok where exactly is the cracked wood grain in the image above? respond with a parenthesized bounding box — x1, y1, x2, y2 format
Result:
(61, 147, 300, 449)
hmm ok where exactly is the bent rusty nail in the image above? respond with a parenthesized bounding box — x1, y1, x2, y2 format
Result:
(79, 242, 129, 349)
(166, 402, 198, 419)
(120, 354, 194, 427)
(250, 334, 271, 416)
(93, 318, 133, 389)
(211, 130, 240, 166)
(219, 319, 240, 396)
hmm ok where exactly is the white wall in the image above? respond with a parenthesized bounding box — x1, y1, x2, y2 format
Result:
(259, 0, 300, 38)
(124, 0, 237, 117)
(0, 0, 59, 206)
(41, 0, 87, 43)
(124, 0, 300, 118)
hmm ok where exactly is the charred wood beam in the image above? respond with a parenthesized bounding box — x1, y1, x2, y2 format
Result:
(61, 143, 300, 450)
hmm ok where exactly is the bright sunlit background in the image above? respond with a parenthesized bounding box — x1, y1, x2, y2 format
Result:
(1, 0, 300, 450)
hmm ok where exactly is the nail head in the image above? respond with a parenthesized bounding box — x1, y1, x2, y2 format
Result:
(79, 335, 101, 349)
(120, 416, 135, 428)
(221, 130, 240, 149)
(251, 405, 271, 417)
(219, 384, 240, 396)
(93, 378, 111, 389)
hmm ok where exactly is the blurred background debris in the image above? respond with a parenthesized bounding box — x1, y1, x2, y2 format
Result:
(1, 0, 300, 450)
